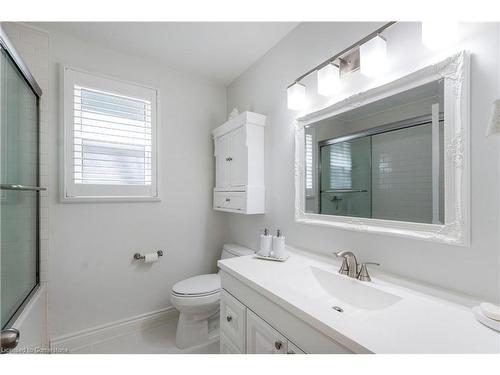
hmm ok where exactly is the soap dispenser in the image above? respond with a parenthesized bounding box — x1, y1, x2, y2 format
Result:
(272, 229, 286, 259)
(259, 228, 272, 257)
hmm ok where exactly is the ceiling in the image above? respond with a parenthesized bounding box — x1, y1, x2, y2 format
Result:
(30, 22, 298, 85)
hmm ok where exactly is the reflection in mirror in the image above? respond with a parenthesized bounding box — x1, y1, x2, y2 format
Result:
(304, 79, 444, 224)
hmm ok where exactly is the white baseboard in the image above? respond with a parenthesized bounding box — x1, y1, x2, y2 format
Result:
(50, 307, 178, 353)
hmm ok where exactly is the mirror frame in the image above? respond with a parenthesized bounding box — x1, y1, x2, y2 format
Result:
(294, 51, 470, 246)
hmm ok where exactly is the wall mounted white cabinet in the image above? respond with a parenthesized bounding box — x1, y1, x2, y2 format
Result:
(212, 111, 266, 214)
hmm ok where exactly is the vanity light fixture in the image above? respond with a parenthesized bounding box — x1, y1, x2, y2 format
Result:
(287, 82, 307, 110)
(286, 22, 396, 108)
(317, 63, 340, 97)
(421, 21, 459, 50)
(359, 35, 387, 78)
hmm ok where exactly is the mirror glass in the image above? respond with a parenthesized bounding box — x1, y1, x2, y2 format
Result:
(304, 79, 445, 224)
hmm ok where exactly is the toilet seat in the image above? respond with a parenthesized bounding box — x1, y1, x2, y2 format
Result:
(172, 273, 220, 297)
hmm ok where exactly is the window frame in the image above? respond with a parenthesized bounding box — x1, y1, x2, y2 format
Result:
(61, 66, 160, 202)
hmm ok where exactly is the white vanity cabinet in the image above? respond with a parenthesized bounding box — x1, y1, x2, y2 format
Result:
(219, 269, 353, 354)
(212, 111, 266, 214)
(246, 310, 289, 354)
(220, 288, 306, 354)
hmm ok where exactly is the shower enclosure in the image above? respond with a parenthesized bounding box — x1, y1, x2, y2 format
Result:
(0, 27, 43, 351)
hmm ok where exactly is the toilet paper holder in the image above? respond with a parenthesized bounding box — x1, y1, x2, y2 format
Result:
(133, 250, 164, 261)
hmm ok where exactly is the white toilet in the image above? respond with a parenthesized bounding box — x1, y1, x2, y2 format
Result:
(170, 243, 254, 349)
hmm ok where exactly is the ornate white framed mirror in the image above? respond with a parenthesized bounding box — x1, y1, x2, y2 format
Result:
(295, 51, 470, 246)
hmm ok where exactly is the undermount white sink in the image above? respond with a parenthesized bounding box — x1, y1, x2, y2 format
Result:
(305, 266, 402, 311)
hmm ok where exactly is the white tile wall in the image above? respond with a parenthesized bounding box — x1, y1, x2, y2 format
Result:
(371, 124, 434, 223)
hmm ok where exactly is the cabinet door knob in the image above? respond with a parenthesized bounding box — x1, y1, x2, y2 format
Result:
(226, 315, 232, 322)
(274, 341, 282, 350)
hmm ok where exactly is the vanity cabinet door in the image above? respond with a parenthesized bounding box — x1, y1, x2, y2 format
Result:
(246, 310, 287, 354)
(215, 133, 231, 188)
(220, 290, 247, 352)
(229, 126, 248, 187)
(220, 333, 242, 354)
(287, 342, 306, 354)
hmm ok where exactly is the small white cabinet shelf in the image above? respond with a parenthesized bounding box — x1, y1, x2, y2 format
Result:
(212, 111, 265, 214)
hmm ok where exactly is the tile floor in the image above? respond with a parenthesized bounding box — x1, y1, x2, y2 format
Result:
(71, 319, 220, 354)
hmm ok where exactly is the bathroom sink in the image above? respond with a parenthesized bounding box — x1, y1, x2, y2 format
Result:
(306, 266, 402, 311)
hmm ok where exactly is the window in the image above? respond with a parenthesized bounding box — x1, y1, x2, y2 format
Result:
(329, 141, 352, 190)
(305, 133, 313, 189)
(63, 67, 158, 201)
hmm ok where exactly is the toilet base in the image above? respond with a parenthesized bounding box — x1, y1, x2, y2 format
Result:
(175, 310, 220, 349)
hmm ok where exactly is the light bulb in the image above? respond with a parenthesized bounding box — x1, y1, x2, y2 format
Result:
(287, 82, 306, 110)
(360, 35, 387, 78)
(422, 21, 458, 50)
(317, 63, 340, 97)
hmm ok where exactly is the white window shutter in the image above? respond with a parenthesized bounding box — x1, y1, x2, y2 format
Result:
(64, 67, 158, 201)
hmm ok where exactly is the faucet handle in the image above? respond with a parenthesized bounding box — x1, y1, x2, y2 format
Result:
(357, 262, 380, 282)
(333, 251, 350, 275)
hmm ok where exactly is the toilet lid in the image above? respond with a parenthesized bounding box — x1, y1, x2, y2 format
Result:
(172, 274, 221, 296)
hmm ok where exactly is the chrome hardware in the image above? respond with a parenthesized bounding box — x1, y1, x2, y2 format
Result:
(338, 257, 349, 276)
(332, 306, 344, 313)
(1, 328, 20, 354)
(225, 198, 231, 202)
(133, 250, 164, 261)
(357, 262, 380, 282)
(334, 251, 359, 278)
(322, 189, 368, 193)
(226, 315, 232, 322)
(274, 341, 282, 350)
(225, 157, 233, 162)
(0, 184, 46, 191)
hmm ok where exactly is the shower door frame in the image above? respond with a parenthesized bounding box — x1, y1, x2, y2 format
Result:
(0, 25, 43, 330)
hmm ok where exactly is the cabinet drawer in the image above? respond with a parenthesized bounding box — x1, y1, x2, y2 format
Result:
(220, 290, 246, 352)
(214, 191, 246, 211)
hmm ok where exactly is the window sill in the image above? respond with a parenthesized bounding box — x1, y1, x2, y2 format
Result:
(61, 195, 161, 203)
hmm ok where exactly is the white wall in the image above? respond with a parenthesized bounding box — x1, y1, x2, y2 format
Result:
(226, 22, 500, 303)
(32, 24, 228, 338)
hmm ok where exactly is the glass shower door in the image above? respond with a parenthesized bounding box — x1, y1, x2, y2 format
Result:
(0, 45, 40, 330)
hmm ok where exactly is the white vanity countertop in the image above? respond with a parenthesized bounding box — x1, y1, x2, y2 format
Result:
(218, 249, 500, 354)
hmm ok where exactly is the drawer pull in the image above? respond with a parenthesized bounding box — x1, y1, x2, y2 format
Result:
(274, 341, 282, 350)
(225, 198, 231, 202)
(226, 315, 232, 322)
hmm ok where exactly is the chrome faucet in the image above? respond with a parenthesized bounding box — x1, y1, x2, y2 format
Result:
(333, 251, 380, 281)
(334, 251, 359, 278)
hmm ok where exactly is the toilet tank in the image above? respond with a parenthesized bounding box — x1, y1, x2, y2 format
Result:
(220, 243, 254, 259)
